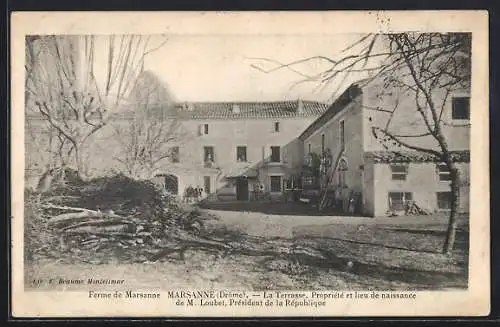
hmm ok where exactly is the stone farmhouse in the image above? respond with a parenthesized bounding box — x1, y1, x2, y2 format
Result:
(25, 76, 470, 217)
(299, 78, 470, 217)
(25, 35, 470, 216)
(150, 100, 328, 202)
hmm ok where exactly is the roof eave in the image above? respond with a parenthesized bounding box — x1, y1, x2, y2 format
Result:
(298, 84, 364, 141)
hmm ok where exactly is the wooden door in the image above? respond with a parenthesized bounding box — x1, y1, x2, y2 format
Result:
(236, 178, 249, 201)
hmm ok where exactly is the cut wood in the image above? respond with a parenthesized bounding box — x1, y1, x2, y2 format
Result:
(47, 206, 130, 227)
(61, 218, 135, 232)
(80, 239, 100, 245)
(43, 196, 80, 203)
(42, 203, 94, 212)
(62, 224, 133, 234)
(43, 203, 128, 218)
(48, 210, 103, 226)
(63, 230, 136, 238)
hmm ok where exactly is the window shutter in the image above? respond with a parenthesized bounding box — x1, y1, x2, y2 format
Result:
(197, 124, 202, 136)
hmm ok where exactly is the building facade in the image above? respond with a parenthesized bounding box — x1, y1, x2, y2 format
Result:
(23, 35, 328, 199)
(25, 98, 327, 199)
(24, 35, 470, 215)
(298, 79, 470, 217)
(150, 100, 328, 202)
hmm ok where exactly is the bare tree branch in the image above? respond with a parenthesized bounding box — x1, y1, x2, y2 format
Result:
(372, 127, 441, 157)
(27, 35, 169, 177)
(257, 32, 470, 253)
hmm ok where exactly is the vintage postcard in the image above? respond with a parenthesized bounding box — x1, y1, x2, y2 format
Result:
(11, 11, 490, 317)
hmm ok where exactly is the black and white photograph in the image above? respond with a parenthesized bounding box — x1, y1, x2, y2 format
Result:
(11, 11, 489, 317)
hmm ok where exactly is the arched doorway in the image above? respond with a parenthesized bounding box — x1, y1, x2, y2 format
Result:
(164, 174, 179, 195)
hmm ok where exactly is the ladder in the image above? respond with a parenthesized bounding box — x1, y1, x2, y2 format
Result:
(318, 148, 345, 212)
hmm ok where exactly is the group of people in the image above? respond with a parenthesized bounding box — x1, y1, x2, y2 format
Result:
(183, 185, 204, 203)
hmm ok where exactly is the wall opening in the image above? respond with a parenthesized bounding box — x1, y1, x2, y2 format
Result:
(164, 174, 179, 195)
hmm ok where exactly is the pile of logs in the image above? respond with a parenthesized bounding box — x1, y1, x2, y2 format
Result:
(39, 201, 340, 267)
(27, 174, 358, 268)
(41, 201, 211, 264)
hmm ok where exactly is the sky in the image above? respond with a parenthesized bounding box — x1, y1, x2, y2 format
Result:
(52, 34, 381, 106)
(136, 34, 374, 104)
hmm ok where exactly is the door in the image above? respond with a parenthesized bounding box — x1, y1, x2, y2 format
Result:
(236, 178, 249, 201)
(164, 174, 179, 195)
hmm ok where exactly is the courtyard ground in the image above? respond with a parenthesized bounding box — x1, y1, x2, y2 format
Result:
(25, 203, 469, 291)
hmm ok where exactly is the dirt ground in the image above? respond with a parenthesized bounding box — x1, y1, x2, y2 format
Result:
(25, 208, 469, 291)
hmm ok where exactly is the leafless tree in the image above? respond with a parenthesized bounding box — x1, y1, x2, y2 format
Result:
(112, 71, 187, 180)
(112, 111, 183, 180)
(25, 35, 168, 181)
(251, 32, 471, 255)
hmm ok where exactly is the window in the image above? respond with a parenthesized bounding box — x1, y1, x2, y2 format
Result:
(340, 120, 345, 149)
(388, 192, 413, 211)
(452, 96, 470, 120)
(236, 146, 247, 162)
(437, 163, 451, 181)
(161, 174, 179, 195)
(437, 192, 452, 210)
(390, 164, 408, 181)
(308, 143, 311, 154)
(274, 122, 280, 132)
(170, 146, 180, 163)
(270, 146, 281, 162)
(321, 134, 325, 153)
(204, 176, 211, 194)
(203, 124, 209, 134)
(270, 175, 282, 192)
(204, 146, 215, 162)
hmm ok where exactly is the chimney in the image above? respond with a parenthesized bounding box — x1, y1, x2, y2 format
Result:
(232, 103, 241, 114)
(297, 99, 304, 114)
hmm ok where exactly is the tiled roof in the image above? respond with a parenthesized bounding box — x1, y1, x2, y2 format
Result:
(172, 100, 328, 120)
(364, 150, 470, 163)
(26, 100, 328, 121)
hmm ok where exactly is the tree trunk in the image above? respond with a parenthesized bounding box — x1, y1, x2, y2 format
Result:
(73, 142, 88, 180)
(443, 165, 460, 254)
